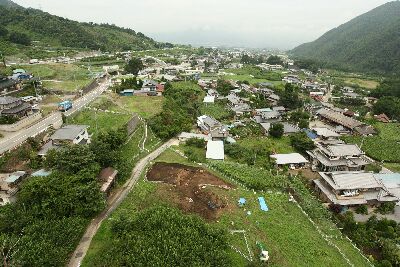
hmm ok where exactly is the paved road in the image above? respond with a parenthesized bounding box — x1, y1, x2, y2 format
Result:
(0, 80, 109, 154)
(68, 138, 179, 267)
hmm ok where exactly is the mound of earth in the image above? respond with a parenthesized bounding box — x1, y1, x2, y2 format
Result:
(147, 162, 234, 220)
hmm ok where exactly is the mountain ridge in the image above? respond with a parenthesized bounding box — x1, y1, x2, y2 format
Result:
(291, 1, 400, 75)
(0, 0, 171, 53)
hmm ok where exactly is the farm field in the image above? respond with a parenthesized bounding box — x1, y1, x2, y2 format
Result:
(82, 149, 370, 267)
(343, 123, 400, 166)
(344, 78, 379, 90)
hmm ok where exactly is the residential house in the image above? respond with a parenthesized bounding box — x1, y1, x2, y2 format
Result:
(38, 125, 91, 156)
(311, 127, 340, 139)
(314, 172, 398, 207)
(307, 142, 373, 172)
(271, 153, 309, 169)
(0, 76, 21, 94)
(374, 114, 390, 123)
(267, 94, 280, 106)
(156, 84, 165, 96)
(0, 96, 32, 118)
(142, 80, 158, 92)
(254, 108, 282, 124)
(0, 171, 27, 206)
(376, 173, 400, 201)
(317, 108, 375, 135)
(197, 115, 222, 133)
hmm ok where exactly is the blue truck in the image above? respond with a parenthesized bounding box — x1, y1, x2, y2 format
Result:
(58, 101, 73, 112)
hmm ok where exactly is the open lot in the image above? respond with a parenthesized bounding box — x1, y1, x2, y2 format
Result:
(23, 63, 93, 92)
(110, 94, 164, 118)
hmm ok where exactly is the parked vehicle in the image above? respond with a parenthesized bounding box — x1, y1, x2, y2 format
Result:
(58, 101, 73, 112)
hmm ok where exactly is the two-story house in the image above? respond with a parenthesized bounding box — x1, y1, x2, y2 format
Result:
(38, 125, 90, 156)
(314, 171, 398, 207)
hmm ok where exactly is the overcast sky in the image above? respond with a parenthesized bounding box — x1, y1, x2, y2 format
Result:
(13, 0, 392, 49)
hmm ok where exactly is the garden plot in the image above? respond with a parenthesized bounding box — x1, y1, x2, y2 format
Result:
(146, 162, 234, 220)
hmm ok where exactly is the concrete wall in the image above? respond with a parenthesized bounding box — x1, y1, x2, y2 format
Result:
(0, 112, 42, 132)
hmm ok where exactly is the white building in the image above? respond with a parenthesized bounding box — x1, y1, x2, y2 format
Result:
(206, 141, 225, 160)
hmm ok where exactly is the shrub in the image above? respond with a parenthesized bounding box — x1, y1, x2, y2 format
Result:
(269, 123, 284, 138)
(186, 138, 206, 148)
(376, 202, 396, 215)
(355, 205, 368, 215)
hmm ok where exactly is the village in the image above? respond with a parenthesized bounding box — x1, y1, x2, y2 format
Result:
(0, 46, 399, 266)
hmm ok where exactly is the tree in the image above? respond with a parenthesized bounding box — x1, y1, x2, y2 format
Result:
(373, 97, 400, 121)
(92, 206, 232, 266)
(298, 119, 309, 129)
(0, 26, 8, 38)
(8, 32, 31, 46)
(266, 55, 283, 65)
(124, 58, 144, 75)
(279, 83, 303, 109)
(45, 145, 99, 174)
(290, 132, 315, 153)
(269, 123, 284, 138)
(216, 79, 233, 96)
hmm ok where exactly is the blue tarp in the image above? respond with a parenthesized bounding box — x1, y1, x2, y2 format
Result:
(31, 169, 52, 177)
(238, 198, 246, 206)
(303, 129, 318, 140)
(258, 197, 269, 211)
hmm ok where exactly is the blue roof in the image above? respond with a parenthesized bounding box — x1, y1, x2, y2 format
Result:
(258, 197, 269, 212)
(5, 171, 26, 183)
(32, 169, 52, 177)
(238, 198, 246, 204)
(303, 129, 318, 140)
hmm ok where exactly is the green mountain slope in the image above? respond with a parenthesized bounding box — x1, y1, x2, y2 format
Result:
(291, 1, 400, 75)
(0, 0, 168, 53)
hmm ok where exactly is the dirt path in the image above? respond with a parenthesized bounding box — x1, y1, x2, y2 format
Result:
(67, 138, 179, 267)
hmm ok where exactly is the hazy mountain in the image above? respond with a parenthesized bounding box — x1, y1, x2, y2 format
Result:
(291, 1, 400, 75)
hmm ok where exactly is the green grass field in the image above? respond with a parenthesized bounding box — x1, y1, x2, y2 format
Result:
(344, 78, 379, 90)
(343, 123, 400, 166)
(66, 98, 131, 136)
(200, 101, 233, 121)
(22, 63, 93, 92)
(238, 136, 296, 154)
(82, 150, 370, 267)
(111, 94, 164, 118)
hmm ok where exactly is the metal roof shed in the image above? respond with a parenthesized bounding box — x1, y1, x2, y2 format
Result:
(206, 141, 224, 160)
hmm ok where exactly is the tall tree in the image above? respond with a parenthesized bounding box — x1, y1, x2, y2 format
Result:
(124, 58, 144, 75)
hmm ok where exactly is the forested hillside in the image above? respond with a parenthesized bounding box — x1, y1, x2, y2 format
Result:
(291, 1, 400, 75)
(0, 0, 170, 54)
